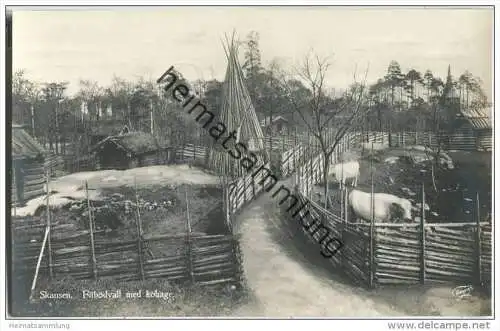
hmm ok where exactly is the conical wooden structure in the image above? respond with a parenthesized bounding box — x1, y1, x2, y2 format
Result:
(208, 34, 267, 178)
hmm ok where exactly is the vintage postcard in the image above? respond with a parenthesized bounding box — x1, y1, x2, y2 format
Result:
(3, 3, 496, 328)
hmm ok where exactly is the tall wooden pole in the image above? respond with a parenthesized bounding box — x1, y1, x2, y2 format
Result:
(31, 104, 35, 137)
(134, 178, 145, 281)
(476, 192, 482, 286)
(185, 187, 194, 284)
(420, 183, 426, 284)
(46, 170, 53, 279)
(29, 225, 50, 302)
(150, 99, 154, 135)
(369, 142, 375, 289)
(85, 181, 98, 280)
(340, 162, 344, 220)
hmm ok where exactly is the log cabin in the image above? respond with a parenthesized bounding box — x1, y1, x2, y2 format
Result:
(12, 124, 47, 206)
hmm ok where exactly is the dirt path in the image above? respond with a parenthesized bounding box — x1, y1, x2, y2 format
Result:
(230, 179, 490, 317)
(231, 183, 405, 317)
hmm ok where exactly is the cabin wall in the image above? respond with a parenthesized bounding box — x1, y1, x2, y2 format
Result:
(448, 125, 477, 151)
(96, 143, 130, 170)
(139, 152, 160, 167)
(12, 157, 45, 205)
(476, 130, 492, 151)
(23, 158, 45, 201)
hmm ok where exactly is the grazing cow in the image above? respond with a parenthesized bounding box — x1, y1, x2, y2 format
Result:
(328, 161, 360, 187)
(348, 189, 413, 223)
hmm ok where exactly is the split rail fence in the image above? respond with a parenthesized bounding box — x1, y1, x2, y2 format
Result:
(19, 128, 491, 292)
(224, 161, 273, 226)
(13, 193, 244, 298)
(291, 132, 492, 288)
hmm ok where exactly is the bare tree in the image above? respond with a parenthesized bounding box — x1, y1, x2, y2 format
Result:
(278, 51, 369, 208)
(13, 70, 42, 135)
(106, 76, 136, 128)
(78, 80, 104, 122)
(419, 73, 455, 193)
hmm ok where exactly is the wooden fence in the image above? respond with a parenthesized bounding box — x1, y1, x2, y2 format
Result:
(295, 132, 360, 197)
(226, 161, 273, 217)
(175, 144, 208, 163)
(373, 221, 491, 286)
(374, 130, 492, 152)
(289, 131, 492, 288)
(280, 145, 306, 178)
(13, 212, 244, 293)
(287, 192, 371, 286)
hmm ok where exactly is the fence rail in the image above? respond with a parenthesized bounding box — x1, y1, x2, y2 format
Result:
(13, 213, 243, 289)
(287, 131, 492, 288)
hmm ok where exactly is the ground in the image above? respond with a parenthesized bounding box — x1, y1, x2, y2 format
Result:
(231, 181, 490, 317)
(12, 165, 225, 236)
(11, 278, 248, 317)
(313, 147, 492, 223)
(11, 177, 490, 317)
(14, 164, 220, 217)
(10, 165, 229, 317)
(9, 157, 492, 317)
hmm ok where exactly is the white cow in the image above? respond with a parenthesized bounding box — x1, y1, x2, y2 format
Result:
(328, 161, 360, 187)
(348, 189, 413, 223)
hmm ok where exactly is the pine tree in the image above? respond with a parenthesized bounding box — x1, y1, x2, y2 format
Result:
(242, 31, 263, 105)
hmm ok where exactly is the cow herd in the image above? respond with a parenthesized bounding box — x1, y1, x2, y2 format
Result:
(327, 160, 416, 223)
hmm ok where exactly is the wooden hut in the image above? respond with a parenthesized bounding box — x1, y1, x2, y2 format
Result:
(452, 107, 492, 151)
(92, 131, 171, 170)
(260, 115, 290, 135)
(12, 124, 47, 206)
(207, 34, 267, 178)
(90, 122, 130, 146)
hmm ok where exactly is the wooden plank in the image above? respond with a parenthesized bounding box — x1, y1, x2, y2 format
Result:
(85, 182, 98, 280)
(420, 184, 426, 284)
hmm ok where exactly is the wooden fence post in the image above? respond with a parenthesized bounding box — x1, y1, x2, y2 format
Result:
(29, 225, 50, 301)
(185, 187, 195, 284)
(369, 142, 375, 289)
(243, 175, 247, 205)
(85, 181, 98, 280)
(475, 192, 482, 286)
(282, 135, 285, 157)
(45, 171, 54, 279)
(307, 157, 311, 199)
(420, 183, 426, 284)
(293, 146, 297, 175)
(134, 179, 145, 281)
(252, 172, 256, 199)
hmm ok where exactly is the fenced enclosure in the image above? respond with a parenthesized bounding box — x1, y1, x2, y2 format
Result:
(14, 125, 492, 294)
(13, 183, 244, 299)
(290, 131, 492, 289)
(50, 127, 491, 179)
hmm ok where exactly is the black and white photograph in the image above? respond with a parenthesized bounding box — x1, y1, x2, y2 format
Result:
(3, 3, 496, 326)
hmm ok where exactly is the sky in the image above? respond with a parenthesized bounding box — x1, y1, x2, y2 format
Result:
(12, 7, 493, 99)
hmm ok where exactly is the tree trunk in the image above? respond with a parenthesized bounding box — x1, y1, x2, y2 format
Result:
(127, 101, 132, 129)
(323, 154, 330, 209)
